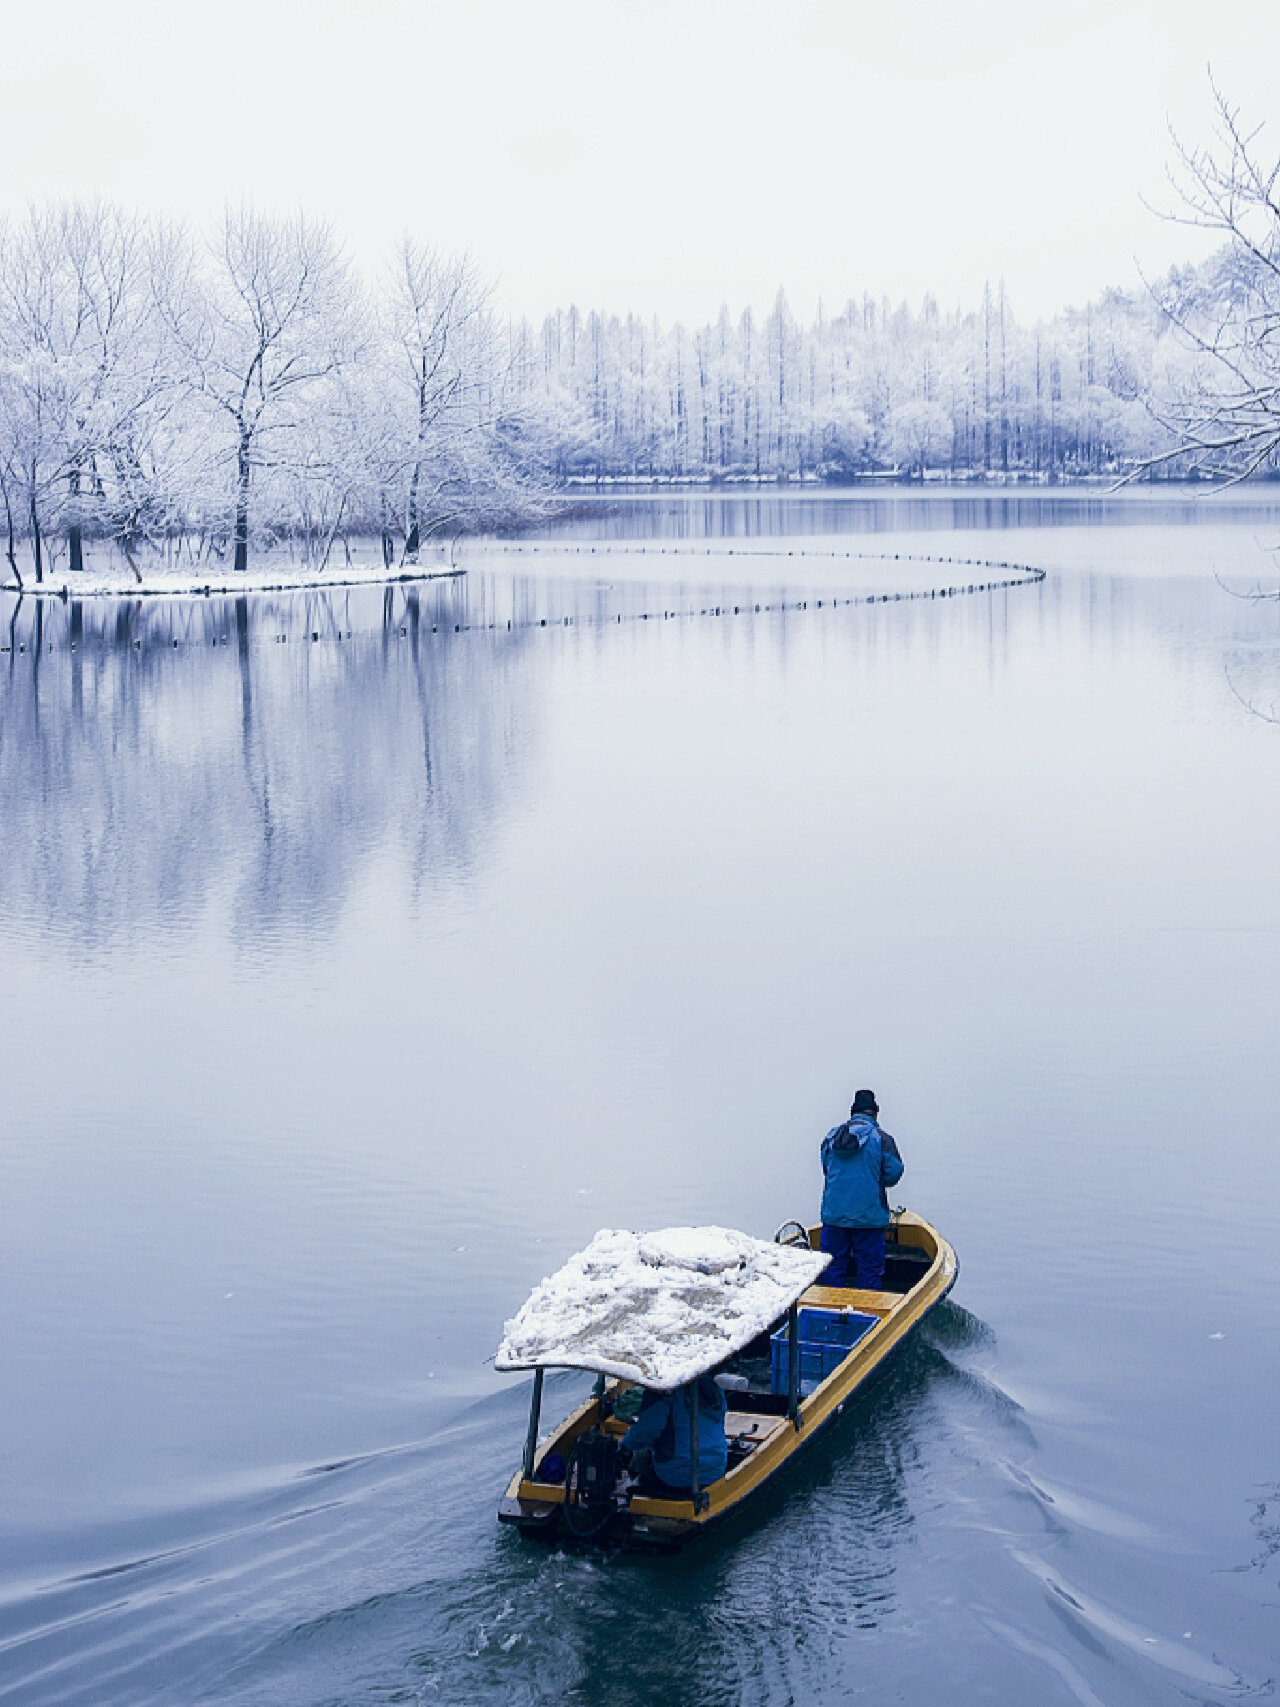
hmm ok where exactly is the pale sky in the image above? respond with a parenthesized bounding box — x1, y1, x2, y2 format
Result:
(1, 0, 1277, 325)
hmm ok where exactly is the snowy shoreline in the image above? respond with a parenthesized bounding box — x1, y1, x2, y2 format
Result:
(1, 562, 465, 601)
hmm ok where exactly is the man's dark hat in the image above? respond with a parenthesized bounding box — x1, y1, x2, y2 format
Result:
(851, 1088, 878, 1115)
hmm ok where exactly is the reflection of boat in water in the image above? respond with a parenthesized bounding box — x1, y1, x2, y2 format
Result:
(496, 1210, 958, 1551)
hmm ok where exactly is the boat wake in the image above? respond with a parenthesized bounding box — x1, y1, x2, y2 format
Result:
(1, 1316, 1269, 1707)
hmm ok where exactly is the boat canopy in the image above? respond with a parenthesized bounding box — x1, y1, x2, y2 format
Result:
(495, 1225, 830, 1391)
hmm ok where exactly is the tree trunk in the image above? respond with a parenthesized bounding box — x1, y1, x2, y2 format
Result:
(983, 284, 992, 473)
(317, 495, 347, 574)
(404, 464, 421, 560)
(380, 500, 394, 570)
(999, 284, 1009, 475)
(30, 495, 43, 584)
(121, 542, 144, 585)
(405, 365, 430, 562)
(233, 429, 251, 573)
(2, 485, 22, 588)
(69, 459, 84, 574)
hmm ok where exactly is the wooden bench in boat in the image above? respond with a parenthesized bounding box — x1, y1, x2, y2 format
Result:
(725, 1409, 786, 1448)
(800, 1284, 899, 1316)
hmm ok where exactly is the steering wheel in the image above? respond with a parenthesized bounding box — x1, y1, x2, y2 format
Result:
(773, 1219, 810, 1249)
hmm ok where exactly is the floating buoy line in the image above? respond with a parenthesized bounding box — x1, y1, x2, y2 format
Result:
(0, 548, 1045, 657)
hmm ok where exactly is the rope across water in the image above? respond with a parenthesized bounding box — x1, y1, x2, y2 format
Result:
(474, 539, 1046, 597)
(0, 547, 1046, 656)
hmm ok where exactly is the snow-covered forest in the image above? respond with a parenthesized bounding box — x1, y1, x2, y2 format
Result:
(525, 86, 1280, 491)
(523, 282, 1181, 483)
(0, 180, 1275, 585)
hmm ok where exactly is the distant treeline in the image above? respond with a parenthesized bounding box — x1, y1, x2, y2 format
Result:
(522, 80, 1280, 491)
(0, 197, 1268, 587)
(513, 283, 1192, 484)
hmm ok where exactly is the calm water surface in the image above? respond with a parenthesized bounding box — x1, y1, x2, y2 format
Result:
(2, 491, 1279, 1704)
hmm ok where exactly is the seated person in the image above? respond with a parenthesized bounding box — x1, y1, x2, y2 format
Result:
(621, 1374, 728, 1497)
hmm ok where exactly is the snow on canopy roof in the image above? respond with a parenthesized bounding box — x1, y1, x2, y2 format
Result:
(494, 1226, 830, 1390)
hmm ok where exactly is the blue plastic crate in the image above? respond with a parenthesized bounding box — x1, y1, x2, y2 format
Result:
(795, 1307, 877, 1346)
(770, 1337, 826, 1394)
(770, 1309, 877, 1396)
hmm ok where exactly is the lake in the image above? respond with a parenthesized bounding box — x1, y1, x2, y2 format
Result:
(2, 489, 1278, 1705)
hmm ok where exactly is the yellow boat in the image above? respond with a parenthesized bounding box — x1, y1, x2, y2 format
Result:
(496, 1211, 957, 1551)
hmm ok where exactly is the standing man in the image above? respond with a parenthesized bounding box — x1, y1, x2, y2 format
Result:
(819, 1088, 904, 1290)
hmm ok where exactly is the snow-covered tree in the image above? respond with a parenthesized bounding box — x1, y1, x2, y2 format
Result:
(0, 203, 182, 582)
(368, 241, 547, 559)
(888, 400, 953, 474)
(175, 208, 362, 572)
(1145, 80, 1280, 482)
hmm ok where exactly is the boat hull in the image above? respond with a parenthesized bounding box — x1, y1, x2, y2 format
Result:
(498, 1211, 957, 1552)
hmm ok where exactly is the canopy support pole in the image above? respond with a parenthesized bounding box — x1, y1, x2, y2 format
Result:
(787, 1303, 801, 1430)
(522, 1368, 544, 1481)
(689, 1379, 707, 1513)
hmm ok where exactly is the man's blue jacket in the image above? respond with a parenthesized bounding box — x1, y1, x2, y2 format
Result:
(820, 1114, 904, 1229)
(622, 1377, 728, 1489)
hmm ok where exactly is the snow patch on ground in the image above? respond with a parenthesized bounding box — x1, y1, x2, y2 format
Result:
(495, 1226, 829, 1390)
(4, 561, 462, 601)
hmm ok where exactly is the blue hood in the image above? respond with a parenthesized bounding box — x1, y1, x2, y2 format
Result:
(828, 1113, 878, 1152)
(820, 1114, 903, 1230)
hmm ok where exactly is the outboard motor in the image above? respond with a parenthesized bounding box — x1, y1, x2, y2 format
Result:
(563, 1428, 620, 1538)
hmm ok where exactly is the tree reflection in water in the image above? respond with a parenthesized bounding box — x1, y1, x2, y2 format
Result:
(0, 581, 541, 951)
